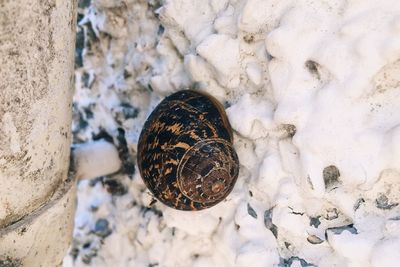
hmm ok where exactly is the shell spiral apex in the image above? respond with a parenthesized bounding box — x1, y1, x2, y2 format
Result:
(137, 90, 239, 210)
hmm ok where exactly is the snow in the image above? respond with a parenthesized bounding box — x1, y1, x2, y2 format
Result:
(72, 140, 122, 180)
(65, 0, 400, 266)
(197, 34, 240, 88)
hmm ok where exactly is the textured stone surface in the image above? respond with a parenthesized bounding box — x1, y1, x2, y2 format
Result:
(0, 0, 77, 265)
(0, 0, 76, 228)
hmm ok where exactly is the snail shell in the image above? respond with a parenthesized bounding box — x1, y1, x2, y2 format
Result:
(137, 90, 239, 210)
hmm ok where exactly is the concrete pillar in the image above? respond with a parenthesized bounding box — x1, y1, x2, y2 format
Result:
(0, 0, 77, 266)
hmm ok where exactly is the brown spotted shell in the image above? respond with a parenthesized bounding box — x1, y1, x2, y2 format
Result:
(137, 90, 239, 210)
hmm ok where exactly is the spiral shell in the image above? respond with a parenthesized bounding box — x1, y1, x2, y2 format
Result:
(137, 90, 239, 210)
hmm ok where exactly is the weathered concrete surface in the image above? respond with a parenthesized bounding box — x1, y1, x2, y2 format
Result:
(0, 0, 77, 265)
(0, 180, 76, 267)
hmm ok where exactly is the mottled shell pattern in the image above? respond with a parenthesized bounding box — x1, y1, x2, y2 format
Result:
(137, 90, 240, 210)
